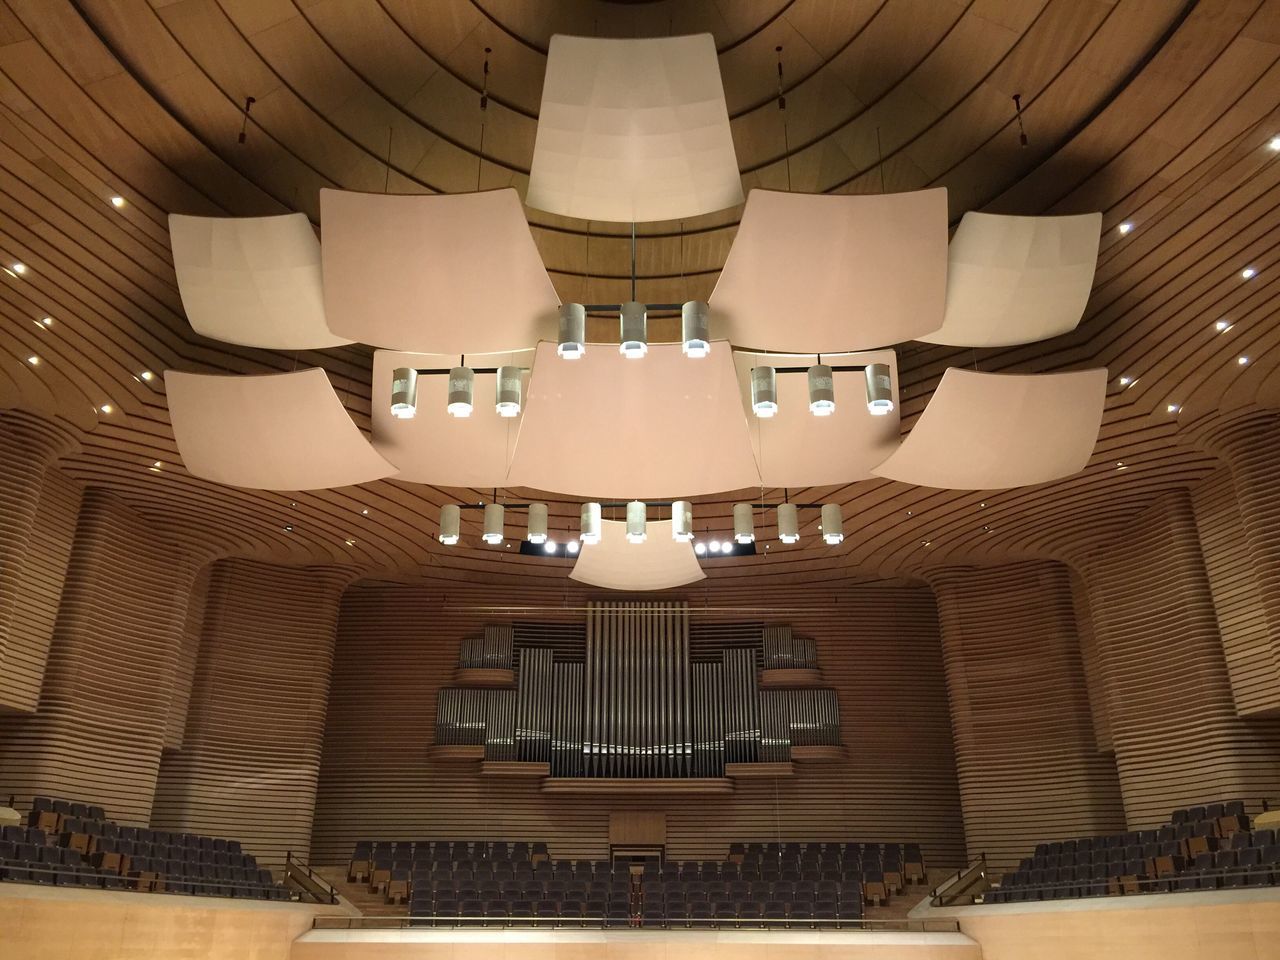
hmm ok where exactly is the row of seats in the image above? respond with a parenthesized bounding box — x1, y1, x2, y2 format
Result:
(353, 840, 548, 863)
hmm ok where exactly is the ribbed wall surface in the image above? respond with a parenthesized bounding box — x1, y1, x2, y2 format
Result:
(1192, 468, 1276, 717)
(930, 562, 1125, 865)
(311, 580, 965, 867)
(0, 413, 79, 713)
(164, 564, 212, 750)
(1069, 570, 1114, 754)
(151, 560, 352, 864)
(0, 488, 202, 823)
(1195, 416, 1280, 715)
(1077, 491, 1280, 827)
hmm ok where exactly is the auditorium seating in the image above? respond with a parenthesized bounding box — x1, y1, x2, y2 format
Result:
(988, 801, 1280, 903)
(0, 797, 291, 901)
(349, 838, 925, 926)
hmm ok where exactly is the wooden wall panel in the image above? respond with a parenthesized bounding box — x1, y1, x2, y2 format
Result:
(0, 488, 204, 823)
(151, 560, 353, 864)
(1192, 467, 1277, 717)
(1069, 570, 1114, 755)
(311, 580, 966, 868)
(0, 413, 79, 713)
(929, 562, 1125, 865)
(163, 563, 212, 751)
(1076, 490, 1280, 828)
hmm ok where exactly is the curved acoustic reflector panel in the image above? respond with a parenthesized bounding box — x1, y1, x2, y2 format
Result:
(527, 34, 743, 222)
(168, 213, 351, 350)
(320, 188, 560, 353)
(872, 368, 1108, 490)
(371, 349, 531, 488)
(733, 351, 901, 487)
(570, 520, 706, 591)
(165, 369, 396, 491)
(710, 189, 948, 352)
(921, 212, 1103, 347)
(508, 342, 759, 499)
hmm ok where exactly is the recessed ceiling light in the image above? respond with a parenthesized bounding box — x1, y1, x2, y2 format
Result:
(284, 524, 294, 532)
(11, 263, 26, 275)
(152, 461, 163, 469)
(921, 540, 932, 548)
(1216, 320, 1231, 332)
(982, 525, 990, 532)
(345, 539, 356, 547)
(361, 509, 369, 515)
(543, 541, 557, 554)
(40, 317, 52, 326)
(694, 542, 707, 556)
(1116, 461, 1125, 469)
(979, 502, 986, 508)
(1117, 222, 1133, 235)
(139, 370, 153, 381)
(110, 196, 126, 208)
(26, 356, 38, 365)
(1238, 356, 1249, 365)
(1270, 135, 1280, 151)
(99, 403, 113, 414)
(1167, 403, 1180, 413)
(906, 510, 912, 516)
(1242, 267, 1256, 280)
(566, 540, 579, 555)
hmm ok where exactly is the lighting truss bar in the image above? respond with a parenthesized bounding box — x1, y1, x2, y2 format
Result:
(452, 501, 827, 510)
(411, 367, 526, 376)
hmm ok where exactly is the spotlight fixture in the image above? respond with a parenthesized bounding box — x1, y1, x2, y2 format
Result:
(482, 503, 505, 544)
(566, 540, 580, 555)
(672, 500, 694, 542)
(820, 503, 844, 545)
(1238, 356, 1249, 365)
(807, 364, 835, 416)
(1215, 319, 1231, 332)
(439, 504, 461, 545)
(865, 363, 894, 415)
(708, 540, 722, 553)
(1117, 222, 1133, 235)
(1167, 403, 1180, 414)
(543, 540, 557, 554)
(391, 367, 418, 419)
(557, 302, 586, 359)
(619, 301, 647, 359)
(1270, 135, 1280, 151)
(495, 365, 522, 418)
(733, 503, 756, 544)
(527, 502, 549, 544)
(11, 263, 26, 275)
(98, 404, 113, 414)
(1118, 376, 1132, 386)
(447, 366, 474, 418)
(777, 503, 800, 544)
(1242, 267, 1257, 280)
(140, 371, 154, 382)
(681, 300, 711, 358)
(626, 500, 647, 543)
(694, 542, 707, 556)
(110, 196, 126, 209)
(580, 502, 602, 544)
(751, 366, 778, 418)
(39, 317, 52, 327)
(26, 356, 38, 365)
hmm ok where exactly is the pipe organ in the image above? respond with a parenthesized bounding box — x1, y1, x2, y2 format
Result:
(434, 602, 842, 780)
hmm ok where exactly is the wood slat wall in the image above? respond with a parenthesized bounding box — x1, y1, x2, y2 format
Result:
(0, 413, 79, 713)
(1075, 490, 1280, 828)
(310, 580, 967, 867)
(1069, 570, 1114, 755)
(929, 562, 1125, 866)
(163, 562, 212, 750)
(151, 560, 353, 863)
(0, 488, 204, 823)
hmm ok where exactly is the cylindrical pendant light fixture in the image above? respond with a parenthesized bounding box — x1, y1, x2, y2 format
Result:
(527, 502, 548, 544)
(391, 367, 418, 419)
(580, 502, 602, 544)
(557, 303, 586, 359)
(808, 363, 836, 416)
(446, 366, 474, 418)
(821, 502, 844, 545)
(733, 502, 756, 544)
(495, 365, 522, 418)
(626, 500, 647, 543)
(619, 301, 647, 359)
(438, 504, 460, 545)
(777, 503, 800, 544)
(482, 502, 505, 544)
(865, 362, 894, 416)
(681, 300, 711, 358)
(751, 366, 778, 418)
(672, 500, 694, 542)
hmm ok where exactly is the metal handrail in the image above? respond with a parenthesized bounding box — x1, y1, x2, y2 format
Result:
(0, 862, 293, 900)
(989, 863, 1279, 903)
(285, 851, 338, 904)
(312, 914, 961, 932)
(929, 854, 988, 907)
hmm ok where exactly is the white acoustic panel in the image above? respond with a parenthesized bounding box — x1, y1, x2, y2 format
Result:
(921, 212, 1102, 347)
(169, 213, 352, 350)
(165, 368, 396, 491)
(733, 350, 900, 488)
(571, 519, 706, 592)
(507, 341, 760, 499)
(872, 368, 1108, 490)
(527, 33, 743, 222)
(711, 189, 948, 352)
(320, 188, 560, 353)
(371, 349, 531, 489)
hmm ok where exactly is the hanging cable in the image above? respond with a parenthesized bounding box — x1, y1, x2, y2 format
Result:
(476, 47, 492, 191)
(630, 221, 637, 302)
(383, 126, 393, 193)
(876, 127, 886, 193)
(776, 46, 791, 191)
(237, 96, 256, 145)
(1012, 93, 1028, 148)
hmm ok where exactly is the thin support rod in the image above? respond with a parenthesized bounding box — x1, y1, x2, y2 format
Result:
(630, 222, 637, 302)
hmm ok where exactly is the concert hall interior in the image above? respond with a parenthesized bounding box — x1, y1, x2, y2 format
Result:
(2, 2, 1280, 958)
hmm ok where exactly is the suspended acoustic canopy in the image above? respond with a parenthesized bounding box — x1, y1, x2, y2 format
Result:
(710, 189, 949, 352)
(920, 212, 1103, 347)
(527, 33, 743, 222)
(165, 369, 396, 491)
(319, 188, 560, 353)
(872, 368, 1108, 490)
(570, 519, 706, 591)
(169, 213, 351, 350)
(507, 342, 760, 499)
(370, 350, 532, 488)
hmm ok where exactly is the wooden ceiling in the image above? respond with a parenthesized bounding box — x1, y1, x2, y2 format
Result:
(1, 0, 1278, 588)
